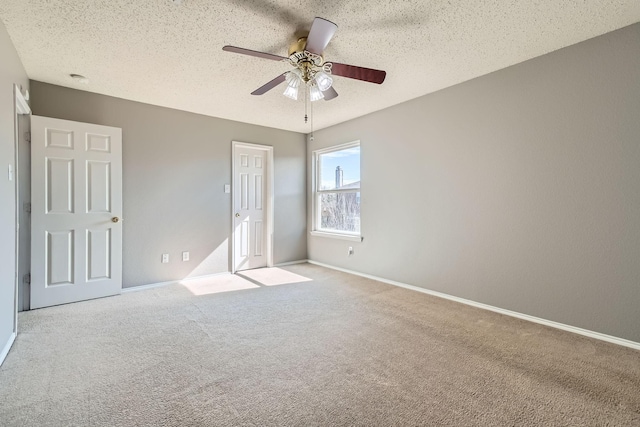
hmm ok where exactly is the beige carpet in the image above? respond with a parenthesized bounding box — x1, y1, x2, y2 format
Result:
(1, 263, 639, 426)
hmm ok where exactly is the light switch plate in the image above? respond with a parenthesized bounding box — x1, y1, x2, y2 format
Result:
(224, 184, 230, 193)
(182, 251, 189, 261)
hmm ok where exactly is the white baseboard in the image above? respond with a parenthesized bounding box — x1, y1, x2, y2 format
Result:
(121, 272, 232, 294)
(273, 259, 308, 267)
(308, 260, 640, 351)
(0, 332, 17, 367)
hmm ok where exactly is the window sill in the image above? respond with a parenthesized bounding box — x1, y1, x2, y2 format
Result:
(310, 231, 363, 242)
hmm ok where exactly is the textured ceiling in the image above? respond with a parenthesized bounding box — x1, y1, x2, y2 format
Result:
(1, 1, 639, 133)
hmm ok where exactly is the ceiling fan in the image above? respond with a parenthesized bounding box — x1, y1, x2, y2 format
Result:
(222, 17, 386, 103)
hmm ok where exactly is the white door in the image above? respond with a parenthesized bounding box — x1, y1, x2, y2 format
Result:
(30, 116, 122, 309)
(232, 143, 272, 272)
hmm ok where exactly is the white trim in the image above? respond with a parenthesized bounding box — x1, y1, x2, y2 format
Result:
(0, 332, 16, 367)
(15, 86, 31, 115)
(231, 141, 274, 273)
(313, 140, 360, 155)
(311, 140, 361, 239)
(121, 272, 232, 293)
(273, 259, 309, 267)
(310, 231, 363, 242)
(308, 260, 640, 351)
(11, 86, 30, 343)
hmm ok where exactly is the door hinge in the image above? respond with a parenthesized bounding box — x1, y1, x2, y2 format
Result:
(23, 273, 31, 285)
(23, 202, 31, 214)
(24, 131, 31, 143)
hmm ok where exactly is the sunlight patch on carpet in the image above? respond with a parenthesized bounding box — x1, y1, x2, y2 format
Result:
(180, 274, 259, 295)
(238, 267, 313, 287)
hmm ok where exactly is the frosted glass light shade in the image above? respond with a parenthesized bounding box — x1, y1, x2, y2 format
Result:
(315, 71, 333, 91)
(309, 85, 324, 102)
(283, 85, 299, 100)
(285, 69, 302, 88)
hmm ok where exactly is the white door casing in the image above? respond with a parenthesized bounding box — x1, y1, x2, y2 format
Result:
(31, 116, 123, 309)
(1, 86, 31, 367)
(232, 142, 273, 272)
(17, 109, 31, 311)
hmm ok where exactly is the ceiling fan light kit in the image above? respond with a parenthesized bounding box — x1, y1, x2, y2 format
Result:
(223, 17, 386, 128)
(283, 84, 299, 100)
(309, 84, 325, 102)
(315, 71, 333, 92)
(283, 68, 303, 100)
(285, 68, 303, 88)
(283, 39, 334, 103)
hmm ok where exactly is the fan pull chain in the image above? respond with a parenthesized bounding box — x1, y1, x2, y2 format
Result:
(304, 85, 308, 124)
(310, 92, 314, 137)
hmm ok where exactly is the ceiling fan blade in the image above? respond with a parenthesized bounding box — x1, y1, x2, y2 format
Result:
(322, 86, 338, 101)
(222, 45, 288, 62)
(251, 73, 287, 95)
(304, 17, 338, 55)
(330, 62, 386, 84)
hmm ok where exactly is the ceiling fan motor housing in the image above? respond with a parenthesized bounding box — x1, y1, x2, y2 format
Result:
(287, 37, 330, 83)
(288, 37, 309, 56)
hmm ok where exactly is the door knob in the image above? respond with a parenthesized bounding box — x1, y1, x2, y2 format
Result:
(235, 213, 240, 218)
(111, 217, 121, 223)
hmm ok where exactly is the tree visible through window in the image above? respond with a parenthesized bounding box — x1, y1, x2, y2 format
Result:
(314, 142, 360, 235)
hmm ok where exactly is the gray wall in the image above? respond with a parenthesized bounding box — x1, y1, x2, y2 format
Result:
(0, 21, 28, 356)
(31, 82, 307, 288)
(308, 23, 640, 343)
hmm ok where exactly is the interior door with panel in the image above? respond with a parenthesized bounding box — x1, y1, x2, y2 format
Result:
(232, 143, 272, 272)
(30, 116, 123, 309)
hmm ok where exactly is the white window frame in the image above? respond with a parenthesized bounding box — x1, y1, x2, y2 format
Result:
(311, 140, 363, 242)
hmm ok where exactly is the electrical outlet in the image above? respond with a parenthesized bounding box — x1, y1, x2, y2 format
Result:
(182, 251, 189, 261)
(161, 253, 169, 263)
(348, 246, 354, 256)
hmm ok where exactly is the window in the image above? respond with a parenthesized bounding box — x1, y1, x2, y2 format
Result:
(312, 141, 361, 241)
